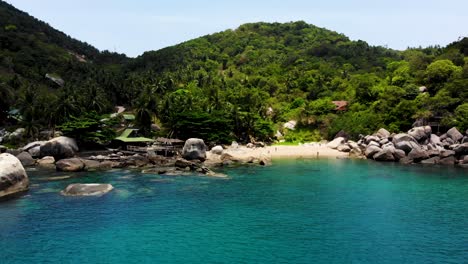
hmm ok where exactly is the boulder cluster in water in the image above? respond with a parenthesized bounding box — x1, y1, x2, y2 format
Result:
(329, 127, 468, 167)
(0, 136, 234, 199)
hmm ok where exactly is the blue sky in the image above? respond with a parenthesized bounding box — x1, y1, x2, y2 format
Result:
(6, 0, 468, 57)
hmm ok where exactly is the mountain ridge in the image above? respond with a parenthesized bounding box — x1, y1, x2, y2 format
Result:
(0, 0, 467, 144)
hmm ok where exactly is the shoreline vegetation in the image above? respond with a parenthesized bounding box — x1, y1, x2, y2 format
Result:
(1, 0, 467, 152)
(1, 125, 467, 201)
(1, 2, 468, 201)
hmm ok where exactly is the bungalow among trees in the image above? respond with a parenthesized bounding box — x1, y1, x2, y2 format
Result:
(113, 128, 154, 151)
(150, 137, 185, 156)
(332, 101, 348, 111)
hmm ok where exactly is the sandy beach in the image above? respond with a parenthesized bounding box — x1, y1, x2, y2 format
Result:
(207, 144, 349, 162)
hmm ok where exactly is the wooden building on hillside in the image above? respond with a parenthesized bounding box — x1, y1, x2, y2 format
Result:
(113, 129, 154, 151)
(149, 137, 185, 156)
(332, 101, 348, 111)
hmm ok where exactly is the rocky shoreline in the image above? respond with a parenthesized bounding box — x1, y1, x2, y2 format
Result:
(0, 136, 271, 199)
(328, 126, 468, 167)
(1, 126, 467, 200)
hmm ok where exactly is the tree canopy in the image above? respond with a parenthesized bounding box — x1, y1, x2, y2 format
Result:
(1, 1, 467, 144)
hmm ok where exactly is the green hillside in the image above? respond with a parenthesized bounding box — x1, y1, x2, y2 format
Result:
(0, 0, 128, 130)
(1, 0, 467, 145)
(125, 22, 468, 142)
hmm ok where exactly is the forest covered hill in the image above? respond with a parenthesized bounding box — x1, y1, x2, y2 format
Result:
(0, 0, 467, 145)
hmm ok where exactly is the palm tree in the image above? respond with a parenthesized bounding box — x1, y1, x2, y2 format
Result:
(0, 83, 14, 124)
(54, 85, 80, 124)
(134, 85, 158, 135)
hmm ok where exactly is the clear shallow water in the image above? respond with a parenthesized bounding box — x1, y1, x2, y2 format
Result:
(1, 159, 467, 264)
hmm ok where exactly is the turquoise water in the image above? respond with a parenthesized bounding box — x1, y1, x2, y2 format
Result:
(1, 159, 467, 264)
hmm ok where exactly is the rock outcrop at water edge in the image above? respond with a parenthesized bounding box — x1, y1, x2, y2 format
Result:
(330, 126, 468, 167)
(0, 153, 29, 199)
(56, 158, 85, 172)
(16, 151, 35, 166)
(211, 145, 224, 155)
(182, 138, 207, 161)
(40, 136, 78, 160)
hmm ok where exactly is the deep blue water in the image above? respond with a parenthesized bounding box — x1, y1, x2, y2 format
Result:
(1, 159, 468, 264)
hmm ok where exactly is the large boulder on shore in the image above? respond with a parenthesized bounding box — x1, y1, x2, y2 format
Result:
(182, 138, 207, 161)
(327, 137, 345, 149)
(365, 145, 382, 159)
(439, 156, 456, 165)
(21, 141, 46, 157)
(56, 158, 85, 172)
(365, 135, 380, 144)
(421, 157, 440, 164)
(61, 183, 113, 196)
(440, 150, 455, 158)
(0, 153, 29, 199)
(16, 152, 35, 167)
(40, 136, 78, 160)
(211, 145, 224, 155)
(37, 156, 55, 167)
(446, 127, 464, 143)
(408, 126, 431, 142)
(373, 148, 395, 161)
(392, 133, 417, 145)
(453, 143, 468, 155)
(374, 128, 391, 139)
(429, 134, 442, 146)
(393, 149, 406, 161)
(408, 148, 429, 162)
(337, 144, 351, 152)
(395, 141, 420, 154)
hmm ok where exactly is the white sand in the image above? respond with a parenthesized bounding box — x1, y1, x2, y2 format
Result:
(219, 144, 348, 160)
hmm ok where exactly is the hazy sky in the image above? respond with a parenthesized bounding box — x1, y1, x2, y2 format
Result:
(5, 0, 468, 57)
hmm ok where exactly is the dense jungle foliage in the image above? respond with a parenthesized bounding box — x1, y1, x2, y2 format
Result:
(0, 1, 467, 144)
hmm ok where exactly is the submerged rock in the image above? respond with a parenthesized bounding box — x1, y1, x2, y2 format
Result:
(61, 183, 114, 196)
(0, 153, 29, 199)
